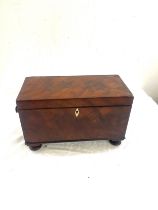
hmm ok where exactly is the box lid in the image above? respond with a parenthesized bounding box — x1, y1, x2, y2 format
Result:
(16, 75, 133, 110)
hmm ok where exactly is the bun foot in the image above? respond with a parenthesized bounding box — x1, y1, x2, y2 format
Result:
(109, 140, 121, 146)
(29, 144, 42, 151)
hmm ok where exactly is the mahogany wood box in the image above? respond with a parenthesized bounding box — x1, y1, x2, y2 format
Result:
(16, 75, 134, 150)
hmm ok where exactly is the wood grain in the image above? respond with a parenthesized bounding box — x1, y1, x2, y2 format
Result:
(16, 75, 133, 109)
(19, 106, 131, 143)
(16, 75, 134, 149)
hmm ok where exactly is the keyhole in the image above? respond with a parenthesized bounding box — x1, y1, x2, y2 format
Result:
(75, 108, 79, 117)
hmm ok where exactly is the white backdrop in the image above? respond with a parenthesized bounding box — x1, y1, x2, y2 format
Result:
(1, 0, 158, 99)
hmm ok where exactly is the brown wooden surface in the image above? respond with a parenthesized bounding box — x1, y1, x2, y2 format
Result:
(19, 106, 131, 143)
(16, 75, 133, 109)
(16, 75, 134, 147)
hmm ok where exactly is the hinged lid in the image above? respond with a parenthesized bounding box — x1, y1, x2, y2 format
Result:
(16, 75, 133, 110)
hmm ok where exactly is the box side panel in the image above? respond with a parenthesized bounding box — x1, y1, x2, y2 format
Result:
(18, 106, 132, 143)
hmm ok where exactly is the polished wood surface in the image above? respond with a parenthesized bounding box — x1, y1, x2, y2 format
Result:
(19, 106, 131, 144)
(16, 75, 134, 150)
(16, 75, 133, 109)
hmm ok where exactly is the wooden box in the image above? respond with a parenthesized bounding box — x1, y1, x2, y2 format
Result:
(16, 75, 134, 150)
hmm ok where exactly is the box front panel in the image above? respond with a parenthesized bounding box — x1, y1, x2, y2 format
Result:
(19, 106, 131, 143)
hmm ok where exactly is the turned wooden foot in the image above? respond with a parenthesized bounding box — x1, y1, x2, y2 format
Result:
(109, 140, 121, 146)
(29, 144, 42, 151)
